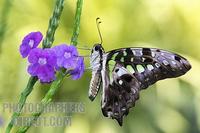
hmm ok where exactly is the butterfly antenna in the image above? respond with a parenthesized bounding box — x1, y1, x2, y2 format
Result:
(75, 55, 90, 58)
(96, 17, 103, 44)
(84, 67, 101, 73)
(77, 46, 92, 51)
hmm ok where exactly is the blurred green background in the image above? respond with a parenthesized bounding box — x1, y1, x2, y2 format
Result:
(0, 0, 200, 133)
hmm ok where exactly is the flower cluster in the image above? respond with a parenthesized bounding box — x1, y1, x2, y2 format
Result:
(19, 31, 85, 83)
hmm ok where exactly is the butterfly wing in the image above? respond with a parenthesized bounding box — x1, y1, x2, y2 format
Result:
(101, 48, 191, 126)
(101, 62, 140, 126)
(106, 48, 191, 89)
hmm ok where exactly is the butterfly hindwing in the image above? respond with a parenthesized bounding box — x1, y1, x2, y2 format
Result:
(101, 63, 140, 126)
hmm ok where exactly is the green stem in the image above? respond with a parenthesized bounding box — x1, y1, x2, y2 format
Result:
(0, 0, 13, 52)
(16, 0, 83, 132)
(5, 77, 38, 133)
(16, 70, 65, 133)
(5, 0, 65, 132)
(42, 0, 64, 48)
(70, 0, 83, 46)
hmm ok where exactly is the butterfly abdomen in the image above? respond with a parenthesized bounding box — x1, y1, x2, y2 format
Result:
(89, 70, 102, 101)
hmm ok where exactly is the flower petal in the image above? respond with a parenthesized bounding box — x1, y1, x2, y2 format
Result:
(37, 66, 56, 83)
(27, 63, 39, 76)
(63, 58, 77, 69)
(28, 48, 42, 63)
(27, 48, 57, 83)
(20, 44, 31, 58)
(52, 44, 79, 69)
(45, 49, 57, 67)
(52, 44, 66, 57)
(19, 31, 43, 58)
(68, 45, 78, 56)
(70, 56, 85, 80)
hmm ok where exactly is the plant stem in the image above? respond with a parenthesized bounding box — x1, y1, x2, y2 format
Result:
(16, 0, 83, 132)
(5, 77, 38, 133)
(16, 70, 66, 133)
(42, 0, 64, 48)
(70, 0, 83, 46)
(0, 0, 13, 53)
(5, 0, 65, 132)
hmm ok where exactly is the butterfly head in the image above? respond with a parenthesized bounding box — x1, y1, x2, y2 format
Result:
(91, 43, 105, 55)
(90, 43, 105, 69)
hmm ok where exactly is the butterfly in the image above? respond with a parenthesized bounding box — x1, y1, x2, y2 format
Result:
(88, 18, 191, 126)
(88, 43, 191, 126)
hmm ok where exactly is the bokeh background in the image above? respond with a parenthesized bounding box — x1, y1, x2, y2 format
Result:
(0, 0, 200, 133)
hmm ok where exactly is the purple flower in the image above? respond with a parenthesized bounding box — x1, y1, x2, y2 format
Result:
(53, 44, 85, 80)
(70, 56, 85, 80)
(28, 48, 57, 83)
(20, 31, 43, 58)
(52, 44, 78, 69)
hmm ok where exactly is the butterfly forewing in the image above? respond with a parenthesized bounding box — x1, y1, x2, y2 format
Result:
(106, 48, 191, 89)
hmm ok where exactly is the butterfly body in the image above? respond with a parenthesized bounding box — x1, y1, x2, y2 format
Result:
(89, 44, 191, 126)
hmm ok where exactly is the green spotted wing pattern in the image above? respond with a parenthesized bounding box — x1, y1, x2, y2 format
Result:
(106, 48, 191, 89)
(101, 47, 191, 126)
